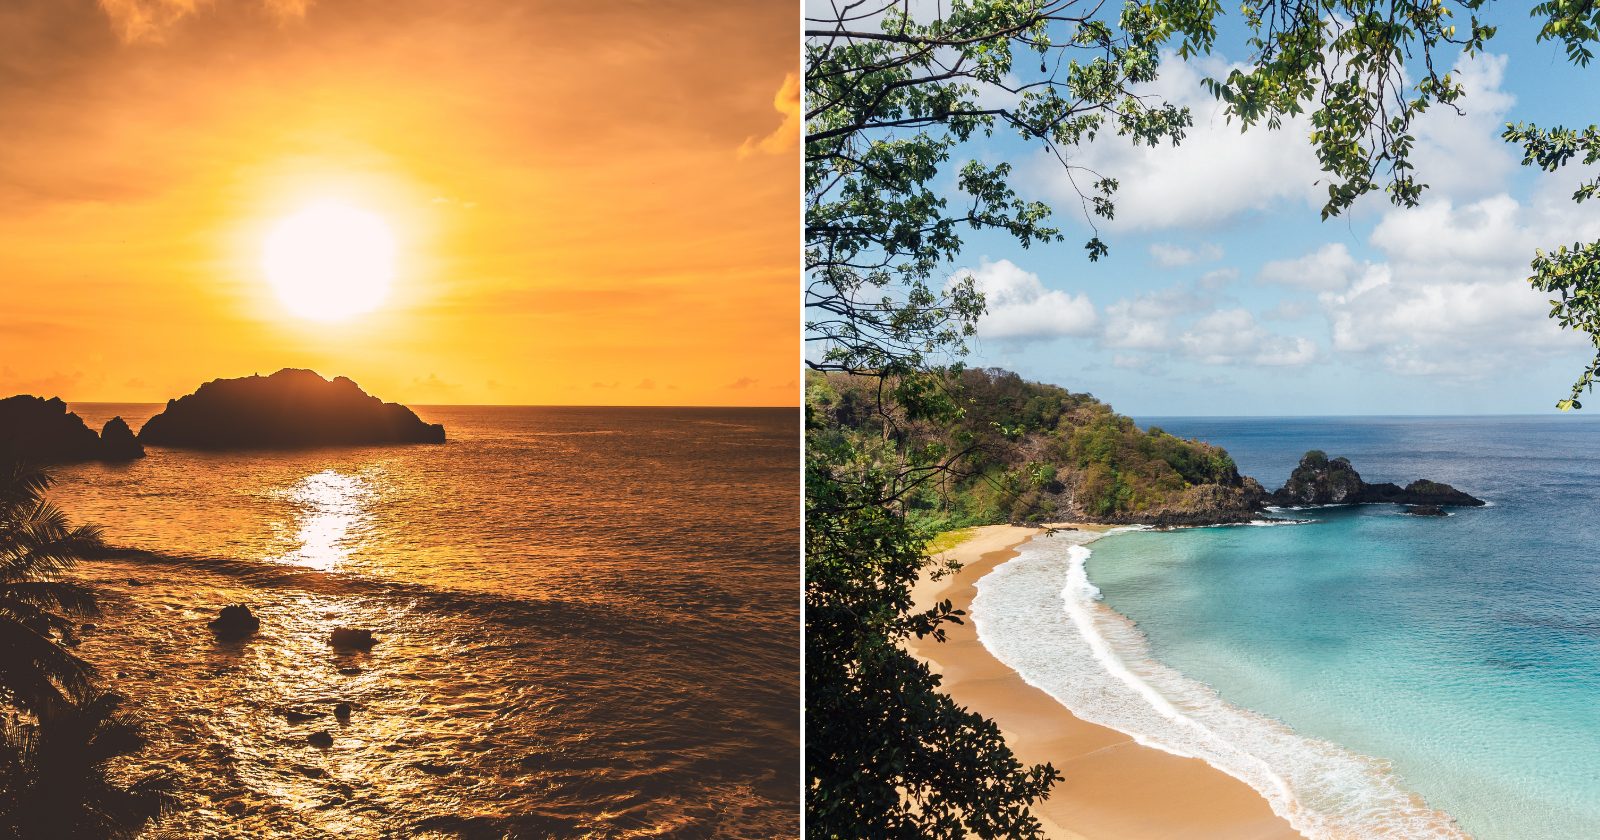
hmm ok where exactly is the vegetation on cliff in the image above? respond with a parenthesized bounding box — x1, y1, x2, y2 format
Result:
(808, 368, 1260, 530)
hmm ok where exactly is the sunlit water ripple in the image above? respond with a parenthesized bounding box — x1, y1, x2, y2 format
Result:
(51, 404, 799, 839)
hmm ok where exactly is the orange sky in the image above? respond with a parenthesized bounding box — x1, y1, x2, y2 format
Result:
(0, 0, 798, 406)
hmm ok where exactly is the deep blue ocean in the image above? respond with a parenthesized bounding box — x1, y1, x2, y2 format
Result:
(1107, 416, 1600, 838)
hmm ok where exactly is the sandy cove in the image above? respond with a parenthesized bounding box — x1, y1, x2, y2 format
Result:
(906, 524, 1303, 840)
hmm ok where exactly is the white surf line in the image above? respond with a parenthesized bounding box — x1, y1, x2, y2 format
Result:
(971, 530, 1470, 840)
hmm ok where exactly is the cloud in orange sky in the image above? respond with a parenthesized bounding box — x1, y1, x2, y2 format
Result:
(97, 0, 313, 43)
(739, 73, 800, 159)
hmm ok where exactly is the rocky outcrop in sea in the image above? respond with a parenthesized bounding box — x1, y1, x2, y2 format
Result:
(1268, 450, 1485, 508)
(138, 369, 445, 449)
(0, 395, 144, 463)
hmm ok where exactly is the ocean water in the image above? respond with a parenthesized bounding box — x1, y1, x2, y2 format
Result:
(973, 415, 1600, 840)
(47, 404, 799, 839)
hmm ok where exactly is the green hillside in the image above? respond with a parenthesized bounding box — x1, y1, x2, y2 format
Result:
(806, 368, 1263, 531)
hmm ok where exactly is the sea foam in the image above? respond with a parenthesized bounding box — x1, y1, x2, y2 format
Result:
(971, 534, 1469, 839)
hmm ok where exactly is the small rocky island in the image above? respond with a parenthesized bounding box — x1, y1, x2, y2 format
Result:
(1268, 450, 1485, 508)
(138, 369, 445, 449)
(0, 395, 144, 463)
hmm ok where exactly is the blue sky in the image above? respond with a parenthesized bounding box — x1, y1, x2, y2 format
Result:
(935, 11, 1600, 416)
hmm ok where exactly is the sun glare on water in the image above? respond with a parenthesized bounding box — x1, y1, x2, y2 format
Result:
(262, 200, 396, 321)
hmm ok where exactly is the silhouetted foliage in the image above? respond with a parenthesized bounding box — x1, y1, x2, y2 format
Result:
(0, 691, 175, 840)
(0, 461, 172, 838)
(0, 462, 102, 713)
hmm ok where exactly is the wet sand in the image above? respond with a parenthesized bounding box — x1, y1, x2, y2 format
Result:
(906, 525, 1303, 840)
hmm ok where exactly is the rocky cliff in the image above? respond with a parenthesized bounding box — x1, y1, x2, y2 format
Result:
(138, 369, 445, 449)
(0, 395, 144, 463)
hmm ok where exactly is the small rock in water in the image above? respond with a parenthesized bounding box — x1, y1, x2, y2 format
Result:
(307, 731, 334, 748)
(126, 578, 145, 587)
(329, 627, 377, 650)
(336, 666, 363, 675)
(410, 761, 454, 775)
(80, 622, 96, 632)
(294, 764, 328, 778)
(208, 604, 261, 640)
(1406, 504, 1448, 517)
(283, 708, 322, 723)
(333, 702, 352, 720)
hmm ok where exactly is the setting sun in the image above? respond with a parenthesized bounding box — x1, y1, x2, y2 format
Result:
(262, 201, 396, 322)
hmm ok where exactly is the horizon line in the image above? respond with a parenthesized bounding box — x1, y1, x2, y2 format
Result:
(1128, 411, 1588, 419)
(60, 399, 801, 410)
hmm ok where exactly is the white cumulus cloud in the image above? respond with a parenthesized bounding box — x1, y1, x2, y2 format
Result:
(1180, 308, 1319, 366)
(1259, 243, 1361, 291)
(1316, 185, 1600, 375)
(951, 259, 1098, 342)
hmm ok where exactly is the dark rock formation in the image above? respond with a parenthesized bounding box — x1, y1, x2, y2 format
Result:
(411, 761, 455, 776)
(283, 708, 322, 723)
(333, 702, 352, 720)
(1271, 451, 1364, 505)
(1406, 505, 1448, 517)
(330, 627, 378, 650)
(99, 416, 144, 460)
(1362, 479, 1485, 507)
(138, 369, 444, 450)
(307, 731, 334, 748)
(208, 604, 261, 640)
(1269, 451, 1485, 508)
(0, 395, 144, 463)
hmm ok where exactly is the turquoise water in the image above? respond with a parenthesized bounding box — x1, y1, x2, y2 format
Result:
(1087, 417, 1600, 839)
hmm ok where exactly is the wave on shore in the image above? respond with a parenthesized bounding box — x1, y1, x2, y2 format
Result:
(971, 534, 1468, 840)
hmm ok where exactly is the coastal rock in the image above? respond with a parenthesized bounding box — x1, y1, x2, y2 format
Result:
(1366, 479, 1486, 507)
(307, 731, 334, 748)
(1268, 451, 1485, 508)
(1406, 504, 1448, 517)
(333, 702, 352, 720)
(0, 395, 144, 463)
(99, 416, 145, 460)
(137, 368, 445, 450)
(329, 627, 378, 651)
(283, 708, 323, 723)
(1271, 450, 1363, 505)
(410, 761, 455, 776)
(208, 604, 261, 640)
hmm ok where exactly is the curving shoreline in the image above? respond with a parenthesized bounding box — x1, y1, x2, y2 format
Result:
(906, 524, 1302, 840)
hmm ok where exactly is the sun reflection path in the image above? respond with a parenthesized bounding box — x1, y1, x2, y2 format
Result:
(276, 469, 375, 571)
